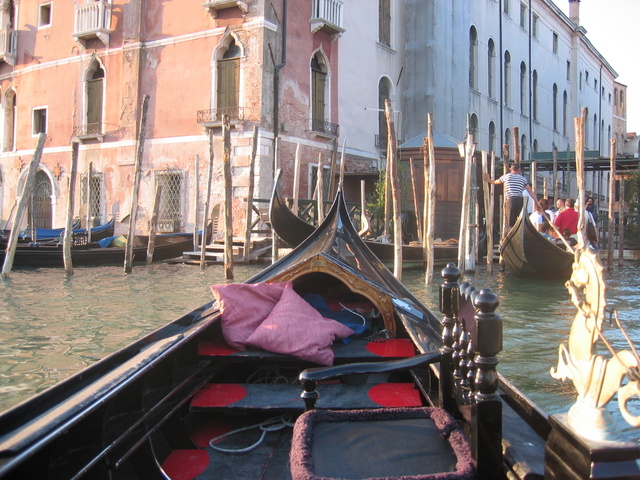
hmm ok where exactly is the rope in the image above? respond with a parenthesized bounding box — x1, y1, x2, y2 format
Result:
(338, 302, 367, 327)
(208, 415, 294, 454)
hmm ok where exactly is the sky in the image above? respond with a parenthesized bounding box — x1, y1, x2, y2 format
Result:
(558, 0, 640, 134)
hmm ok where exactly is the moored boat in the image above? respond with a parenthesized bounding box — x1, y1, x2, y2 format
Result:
(499, 205, 574, 280)
(4, 178, 634, 480)
(1, 217, 116, 244)
(0, 225, 206, 268)
(269, 171, 459, 267)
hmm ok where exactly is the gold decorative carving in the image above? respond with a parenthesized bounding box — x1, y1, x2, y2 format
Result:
(268, 255, 396, 334)
(551, 247, 640, 441)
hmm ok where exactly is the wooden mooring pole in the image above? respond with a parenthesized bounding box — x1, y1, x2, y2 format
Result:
(63, 142, 79, 276)
(424, 113, 436, 284)
(384, 99, 402, 280)
(222, 115, 234, 280)
(193, 154, 199, 251)
(146, 184, 162, 264)
(2, 133, 46, 278)
(607, 139, 616, 270)
(201, 131, 214, 270)
(243, 126, 258, 263)
(482, 150, 495, 274)
(124, 94, 149, 274)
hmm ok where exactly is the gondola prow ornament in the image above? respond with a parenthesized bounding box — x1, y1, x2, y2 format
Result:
(550, 246, 640, 441)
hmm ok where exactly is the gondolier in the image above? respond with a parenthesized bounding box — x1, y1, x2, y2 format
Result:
(484, 163, 537, 228)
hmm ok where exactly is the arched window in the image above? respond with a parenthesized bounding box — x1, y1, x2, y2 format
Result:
(593, 114, 598, 149)
(378, 0, 391, 47)
(488, 39, 495, 98)
(217, 38, 241, 117)
(378, 77, 392, 149)
(504, 51, 511, 106)
(584, 107, 589, 147)
(552, 84, 558, 131)
(520, 134, 527, 161)
(469, 27, 478, 89)
(533, 139, 538, 153)
(469, 113, 478, 139)
(311, 52, 328, 132)
(532, 70, 538, 120)
(504, 128, 512, 158)
(3, 89, 16, 152)
(562, 91, 568, 135)
(614, 88, 618, 106)
(520, 62, 526, 114)
(85, 60, 105, 134)
(489, 121, 496, 153)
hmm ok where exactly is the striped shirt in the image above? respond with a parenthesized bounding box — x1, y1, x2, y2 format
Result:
(499, 173, 529, 198)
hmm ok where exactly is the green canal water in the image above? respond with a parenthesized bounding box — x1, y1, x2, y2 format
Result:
(1, 260, 639, 432)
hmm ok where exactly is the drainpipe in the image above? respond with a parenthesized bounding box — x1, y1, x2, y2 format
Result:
(499, 0, 504, 151)
(273, 0, 287, 161)
(598, 64, 602, 154)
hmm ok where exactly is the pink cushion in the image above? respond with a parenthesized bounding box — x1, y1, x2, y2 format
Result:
(245, 287, 354, 366)
(211, 282, 292, 350)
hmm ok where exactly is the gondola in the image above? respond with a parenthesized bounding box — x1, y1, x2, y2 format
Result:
(499, 204, 574, 280)
(269, 174, 459, 267)
(0, 227, 204, 268)
(3, 174, 627, 480)
(1, 217, 115, 244)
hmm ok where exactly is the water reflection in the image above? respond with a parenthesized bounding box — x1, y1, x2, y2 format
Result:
(0, 261, 639, 426)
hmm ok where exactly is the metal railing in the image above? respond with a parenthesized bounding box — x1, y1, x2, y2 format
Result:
(312, 0, 343, 29)
(74, 1, 111, 36)
(311, 118, 340, 137)
(73, 123, 103, 138)
(197, 107, 244, 125)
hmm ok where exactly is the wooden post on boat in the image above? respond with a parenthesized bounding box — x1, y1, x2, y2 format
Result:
(272, 138, 281, 263)
(243, 126, 258, 263)
(410, 158, 422, 243)
(384, 100, 402, 279)
(146, 184, 162, 264)
(222, 114, 234, 280)
(618, 178, 625, 267)
(292, 143, 301, 216)
(482, 150, 495, 274)
(201, 131, 214, 270)
(574, 110, 587, 249)
(316, 153, 325, 224)
(124, 94, 149, 274)
(607, 139, 616, 269)
(63, 142, 80, 276)
(2, 133, 46, 278)
(424, 113, 436, 284)
(439, 263, 460, 413)
(543, 177, 548, 200)
(86, 162, 93, 242)
(193, 155, 199, 251)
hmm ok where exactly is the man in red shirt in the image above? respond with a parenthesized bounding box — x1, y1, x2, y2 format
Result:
(554, 197, 578, 234)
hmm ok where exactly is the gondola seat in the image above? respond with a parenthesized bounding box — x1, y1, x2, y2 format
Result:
(289, 270, 504, 480)
(291, 406, 474, 480)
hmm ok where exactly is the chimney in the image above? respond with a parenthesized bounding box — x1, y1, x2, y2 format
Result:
(569, 0, 580, 25)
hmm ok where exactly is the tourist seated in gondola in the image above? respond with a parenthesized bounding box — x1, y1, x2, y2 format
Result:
(554, 198, 578, 236)
(557, 228, 577, 250)
(539, 221, 555, 241)
(530, 198, 554, 231)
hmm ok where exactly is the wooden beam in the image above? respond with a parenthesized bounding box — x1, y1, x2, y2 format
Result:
(63, 142, 79, 276)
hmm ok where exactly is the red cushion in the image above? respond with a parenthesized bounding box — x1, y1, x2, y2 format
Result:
(211, 282, 292, 350)
(245, 287, 354, 366)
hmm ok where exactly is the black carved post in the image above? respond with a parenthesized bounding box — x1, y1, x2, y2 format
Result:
(439, 263, 460, 412)
(472, 288, 504, 479)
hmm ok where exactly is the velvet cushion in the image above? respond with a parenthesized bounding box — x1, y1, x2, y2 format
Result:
(245, 287, 354, 365)
(211, 282, 292, 350)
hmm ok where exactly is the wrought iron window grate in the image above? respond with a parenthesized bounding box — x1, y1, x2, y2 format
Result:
(156, 171, 183, 232)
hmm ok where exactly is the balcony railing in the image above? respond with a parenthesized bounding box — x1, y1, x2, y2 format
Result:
(0, 27, 16, 66)
(310, 0, 344, 35)
(203, 0, 249, 18)
(73, 1, 111, 46)
(197, 107, 245, 126)
(311, 118, 340, 138)
(72, 123, 104, 141)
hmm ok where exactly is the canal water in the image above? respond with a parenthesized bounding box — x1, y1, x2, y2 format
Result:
(1, 260, 639, 429)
